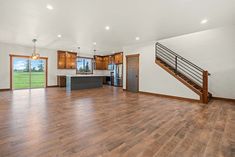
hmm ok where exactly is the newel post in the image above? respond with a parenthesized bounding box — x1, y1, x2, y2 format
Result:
(202, 71, 208, 104)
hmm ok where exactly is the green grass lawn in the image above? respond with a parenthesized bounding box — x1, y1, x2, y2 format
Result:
(13, 72, 45, 89)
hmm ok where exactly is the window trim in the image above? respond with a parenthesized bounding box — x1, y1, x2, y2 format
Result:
(76, 56, 94, 74)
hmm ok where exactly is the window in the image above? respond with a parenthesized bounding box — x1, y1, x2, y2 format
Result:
(76, 57, 93, 74)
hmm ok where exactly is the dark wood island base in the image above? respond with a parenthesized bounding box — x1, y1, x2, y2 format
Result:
(66, 75, 103, 90)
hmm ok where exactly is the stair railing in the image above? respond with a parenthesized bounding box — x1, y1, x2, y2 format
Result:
(155, 42, 210, 103)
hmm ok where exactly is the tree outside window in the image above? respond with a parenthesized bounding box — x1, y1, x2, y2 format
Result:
(76, 57, 93, 74)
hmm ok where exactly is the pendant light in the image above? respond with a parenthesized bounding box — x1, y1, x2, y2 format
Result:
(32, 39, 40, 60)
(93, 49, 96, 69)
(77, 47, 80, 57)
(92, 42, 97, 67)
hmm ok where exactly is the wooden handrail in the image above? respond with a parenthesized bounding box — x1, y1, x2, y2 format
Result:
(202, 71, 208, 103)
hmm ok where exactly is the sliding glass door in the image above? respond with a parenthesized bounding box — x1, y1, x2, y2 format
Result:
(30, 59, 46, 88)
(13, 58, 31, 89)
(13, 57, 46, 89)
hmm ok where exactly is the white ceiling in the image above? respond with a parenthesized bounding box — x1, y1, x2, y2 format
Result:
(0, 0, 235, 54)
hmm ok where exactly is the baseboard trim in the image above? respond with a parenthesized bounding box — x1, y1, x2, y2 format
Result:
(139, 91, 200, 103)
(212, 97, 235, 102)
(0, 88, 11, 91)
(46, 85, 59, 88)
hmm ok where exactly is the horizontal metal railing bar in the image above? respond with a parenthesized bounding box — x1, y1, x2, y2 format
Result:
(157, 50, 203, 79)
(156, 43, 204, 72)
(156, 43, 203, 71)
(176, 64, 203, 81)
(158, 54, 203, 84)
(157, 54, 175, 67)
(157, 49, 175, 60)
(177, 66, 203, 85)
(157, 51, 203, 79)
(177, 69, 203, 87)
(177, 59, 203, 76)
(157, 50, 175, 61)
(176, 62, 203, 79)
(157, 46, 176, 58)
(157, 58, 176, 72)
(157, 56, 176, 70)
(158, 55, 203, 86)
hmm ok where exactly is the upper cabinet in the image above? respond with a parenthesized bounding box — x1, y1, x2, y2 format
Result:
(94, 52, 123, 70)
(58, 51, 67, 69)
(103, 56, 109, 70)
(58, 51, 77, 69)
(94, 56, 103, 70)
(108, 55, 114, 64)
(114, 53, 123, 64)
(66, 52, 77, 69)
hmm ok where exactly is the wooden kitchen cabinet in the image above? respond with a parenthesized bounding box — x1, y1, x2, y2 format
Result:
(57, 76, 66, 87)
(108, 55, 114, 64)
(94, 55, 104, 70)
(94, 56, 109, 70)
(114, 52, 123, 64)
(103, 56, 109, 70)
(57, 51, 67, 69)
(66, 52, 77, 69)
(94, 52, 123, 70)
(57, 51, 77, 69)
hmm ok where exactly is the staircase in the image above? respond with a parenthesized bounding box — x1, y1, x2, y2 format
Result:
(155, 42, 212, 103)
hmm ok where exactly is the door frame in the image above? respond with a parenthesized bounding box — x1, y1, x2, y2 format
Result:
(9, 54, 48, 90)
(126, 54, 140, 92)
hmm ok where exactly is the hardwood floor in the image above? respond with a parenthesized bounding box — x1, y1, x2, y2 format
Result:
(0, 86, 234, 157)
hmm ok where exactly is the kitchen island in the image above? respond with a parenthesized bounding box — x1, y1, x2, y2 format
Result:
(66, 75, 104, 90)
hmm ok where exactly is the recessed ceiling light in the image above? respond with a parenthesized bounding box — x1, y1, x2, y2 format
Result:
(93, 42, 97, 45)
(57, 34, 62, 38)
(201, 19, 208, 24)
(105, 26, 110, 30)
(136, 37, 140, 41)
(46, 4, 54, 10)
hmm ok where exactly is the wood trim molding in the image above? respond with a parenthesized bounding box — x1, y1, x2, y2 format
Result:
(126, 54, 140, 57)
(9, 54, 48, 59)
(0, 88, 11, 91)
(45, 58, 48, 88)
(202, 71, 209, 103)
(126, 54, 140, 92)
(10, 55, 13, 90)
(46, 85, 59, 88)
(212, 97, 235, 102)
(139, 91, 200, 103)
(9, 54, 48, 90)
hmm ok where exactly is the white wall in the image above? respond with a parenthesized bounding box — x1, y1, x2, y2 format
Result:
(123, 42, 200, 100)
(123, 26, 235, 99)
(0, 42, 57, 89)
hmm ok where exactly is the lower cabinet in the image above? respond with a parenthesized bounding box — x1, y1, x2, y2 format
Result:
(57, 76, 66, 87)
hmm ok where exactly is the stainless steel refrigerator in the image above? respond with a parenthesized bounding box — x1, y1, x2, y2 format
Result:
(113, 64, 123, 87)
